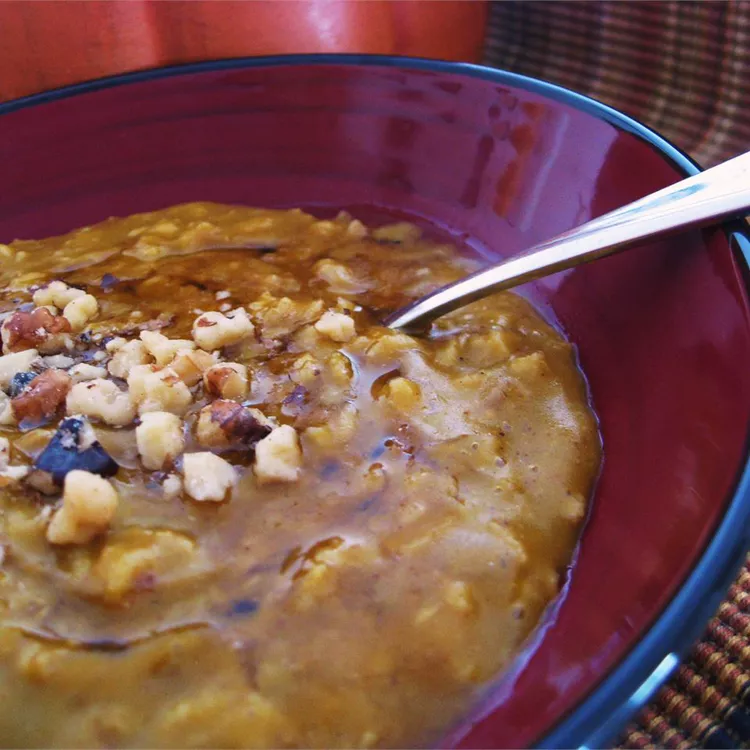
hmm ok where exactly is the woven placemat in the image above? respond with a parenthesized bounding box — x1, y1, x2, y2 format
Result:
(621, 556, 750, 749)
(484, 1, 750, 746)
(485, 0, 750, 168)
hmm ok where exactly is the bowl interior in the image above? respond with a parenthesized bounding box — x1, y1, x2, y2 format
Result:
(1, 60, 749, 747)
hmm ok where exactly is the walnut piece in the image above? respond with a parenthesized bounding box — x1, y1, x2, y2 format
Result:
(251, 294, 324, 340)
(195, 400, 271, 449)
(380, 377, 421, 412)
(0, 349, 40, 391)
(127, 365, 192, 416)
(62, 294, 98, 332)
(66, 379, 137, 426)
(192, 308, 254, 351)
(139, 330, 195, 367)
(107, 340, 151, 379)
(0, 464, 29, 486)
(104, 337, 127, 353)
(69, 363, 108, 383)
(46, 470, 119, 545)
(313, 259, 368, 294)
(0, 392, 14, 426)
(11, 368, 72, 424)
(1, 308, 73, 354)
(170, 349, 215, 386)
(0, 436, 27, 485)
(161, 473, 182, 499)
(254, 425, 302, 484)
(32, 281, 85, 309)
(136, 412, 185, 470)
(203, 363, 249, 401)
(182, 452, 236, 502)
(314, 310, 356, 342)
(43, 354, 76, 369)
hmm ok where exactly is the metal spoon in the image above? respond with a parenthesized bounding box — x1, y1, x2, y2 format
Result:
(385, 150, 750, 335)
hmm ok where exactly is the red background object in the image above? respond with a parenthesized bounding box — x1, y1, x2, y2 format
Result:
(0, 0, 488, 101)
(1, 61, 748, 746)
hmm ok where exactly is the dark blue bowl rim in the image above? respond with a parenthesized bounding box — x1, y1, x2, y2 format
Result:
(2, 54, 749, 749)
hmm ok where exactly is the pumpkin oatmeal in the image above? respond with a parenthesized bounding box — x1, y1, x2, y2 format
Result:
(0, 203, 600, 748)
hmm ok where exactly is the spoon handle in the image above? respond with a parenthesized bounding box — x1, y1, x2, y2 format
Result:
(385, 149, 750, 334)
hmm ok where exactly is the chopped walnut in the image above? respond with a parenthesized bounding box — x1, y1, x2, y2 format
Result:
(194, 407, 228, 449)
(508, 351, 550, 379)
(46, 470, 119, 545)
(0, 349, 40, 390)
(460, 329, 516, 368)
(11, 368, 72, 424)
(251, 293, 325, 340)
(380, 377, 421, 412)
(0, 392, 15, 426)
(0, 437, 27, 485)
(43, 354, 76, 369)
(104, 337, 127, 354)
(326, 351, 354, 388)
(0, 464, 29, 486)
(203, 363, 249, 401)
(161, 473, 182, 499)
(126, 365, 155, 400)
(303, 402, 358, 452)
(313, 259, 369, 294)
(62, 294, 98, 332)
(139, 330, 195, 367)
(66, 379, 137, 426)
(136, 412, 185, 470)
(1, 308, 73, 354)
(363, 332, 419, 364)
(314, 310, 356, 342)
(93, 527, 196, 602)
(107, 340, 151, 379)
(170, 349, 215, 386)
(195, 401, 271, 449)
(69, 363, 108, 383)
(292, 324, 327, 352)
(182, 452, 236, 502)
(32, 281, 86, 309)
(127, 365, 192, 416)
(192, 308, 255, 351)
(254, 425, 302, 484)
(289, 354, 322, 388)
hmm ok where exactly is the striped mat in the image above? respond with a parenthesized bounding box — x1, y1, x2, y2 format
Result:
(484, 2, 750, 746)
(622, 557, 750, 749)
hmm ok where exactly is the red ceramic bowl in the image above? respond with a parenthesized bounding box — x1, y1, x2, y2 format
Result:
(1, 56, 749, 748)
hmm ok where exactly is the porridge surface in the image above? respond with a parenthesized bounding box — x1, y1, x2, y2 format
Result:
(0, 203, 600, 748)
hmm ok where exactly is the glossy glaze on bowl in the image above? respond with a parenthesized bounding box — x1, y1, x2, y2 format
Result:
(0, 56, 749, 748)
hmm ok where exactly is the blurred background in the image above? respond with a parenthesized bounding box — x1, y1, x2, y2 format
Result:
(1, 0, 748, 166)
